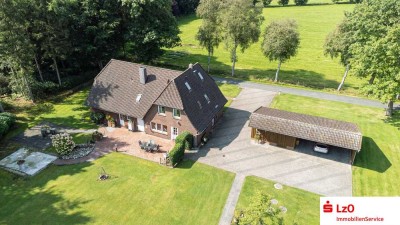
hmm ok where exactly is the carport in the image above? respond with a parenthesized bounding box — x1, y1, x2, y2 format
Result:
(249, 107, 362, 164)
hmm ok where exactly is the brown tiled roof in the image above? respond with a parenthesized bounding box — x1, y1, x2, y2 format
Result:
(86, 59, 181, 118)
(156, 63, 227, 132)
(249, 107, 362, 151)
(86, 60, 227, 133)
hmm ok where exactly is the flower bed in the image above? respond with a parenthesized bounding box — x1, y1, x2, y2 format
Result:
(59, 143, 95, 160)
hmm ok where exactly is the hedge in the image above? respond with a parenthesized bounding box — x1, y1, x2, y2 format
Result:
(0, 112, 16, 137)
(169, 131, 194, 166)
(174, 131, 193, 150)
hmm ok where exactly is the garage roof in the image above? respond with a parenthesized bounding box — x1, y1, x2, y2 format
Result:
(249, 107, 362, 151)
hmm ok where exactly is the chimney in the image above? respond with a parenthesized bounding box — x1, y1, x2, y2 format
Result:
(188, 63, 193, 69)
(139, 66, 147, 84)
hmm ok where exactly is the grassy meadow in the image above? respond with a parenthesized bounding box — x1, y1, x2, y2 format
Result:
(158, 2, 363, 95)
(235, 176, 320, 225)
(0, 154, 234, 225)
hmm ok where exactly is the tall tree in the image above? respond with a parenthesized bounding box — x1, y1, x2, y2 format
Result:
(123, 0, 181, 62)
(220, 0, 264, 76)
(324, 22, 353, 91)
(340, 0, 400, 116)
(261, 19, 300, 82)
(196, 0, 222, 72)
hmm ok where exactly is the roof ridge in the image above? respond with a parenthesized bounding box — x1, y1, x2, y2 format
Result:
(111, 59, 183, 74)
(256, 112, 362, 135)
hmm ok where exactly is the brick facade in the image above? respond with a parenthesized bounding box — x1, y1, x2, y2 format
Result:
(92, 105, 224, 147)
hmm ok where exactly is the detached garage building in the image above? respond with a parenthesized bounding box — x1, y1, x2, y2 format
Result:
(249, 107, 362, 164)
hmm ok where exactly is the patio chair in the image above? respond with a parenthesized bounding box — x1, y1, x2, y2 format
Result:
(139, 140, 145, 150)
(153, 145, 160, 152)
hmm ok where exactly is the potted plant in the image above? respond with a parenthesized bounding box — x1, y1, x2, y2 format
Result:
(106, 115, 115, 127)
(91, 131, 103, 142)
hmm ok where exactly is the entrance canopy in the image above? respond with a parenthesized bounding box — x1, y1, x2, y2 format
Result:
(249, 107, 362, 151)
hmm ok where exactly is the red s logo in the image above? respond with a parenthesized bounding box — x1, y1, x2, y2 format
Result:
(323, 201, 333, 213)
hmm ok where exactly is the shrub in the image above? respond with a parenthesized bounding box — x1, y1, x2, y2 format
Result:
(0, 120, 9, 137)
(263, 0, 272, 6)
(294, 0, 308, 5)
(90, 111, 105, 124)
(91, 131, 103, 142)
(169, 131, 194, 166)
(278, 0, 289, 5)
(174, 131, 193, 150)
(51, 133, 76, 156)
(0, 112, 16, 124)
(169, 142, 185, 166)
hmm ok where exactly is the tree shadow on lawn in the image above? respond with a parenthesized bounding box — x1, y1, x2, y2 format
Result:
(157, 51, 341, 90)
(383, 111, 400, 131)
(0, 162, 93, 225)
(353, 136, 391, 173)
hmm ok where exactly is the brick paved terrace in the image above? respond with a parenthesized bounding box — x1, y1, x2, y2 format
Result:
(97, 127, 174, 163)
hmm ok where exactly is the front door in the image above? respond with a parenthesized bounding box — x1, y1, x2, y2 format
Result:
(171, 127, 178, 140)
(119, 114, 125, 127)
(137, 119, 144, 132)
(128, 117, 133, 131)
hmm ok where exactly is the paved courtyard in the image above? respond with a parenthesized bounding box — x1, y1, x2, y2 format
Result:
(96, 127, 174, 163)
(189, 88, 352, 197)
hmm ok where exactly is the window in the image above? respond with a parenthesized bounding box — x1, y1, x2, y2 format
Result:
(163, 125, 167, 133)
(151, 122, 167, 134)
(197, 101, 202, 109)
(204, 94, 210, 103)
(185, 82, 192, 91)
(212, 118, 215, 126)
(215, 104, 219, 109)
(136, 94, 142, 103)
(173, 109, 181, 118)
(198, 72, 204, 81)
(158, 105, 166, 115)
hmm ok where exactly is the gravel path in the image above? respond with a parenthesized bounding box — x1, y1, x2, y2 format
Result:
(213, 76, 398, 109)
(218, 173, 246, 225)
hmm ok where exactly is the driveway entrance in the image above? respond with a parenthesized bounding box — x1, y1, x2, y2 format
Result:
(190, 88, 352, 196)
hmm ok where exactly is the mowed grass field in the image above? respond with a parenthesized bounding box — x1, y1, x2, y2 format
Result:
(235, 176, 320, 225)
(271, 94, 400, 196)
(158, 2, 363, 95)
(0, 154, 234, 225)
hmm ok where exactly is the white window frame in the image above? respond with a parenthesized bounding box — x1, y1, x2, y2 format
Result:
(204, 94, 210, 104)
(185, 82, 192, 91)
(212, 118, 215, 127)
(173, 108, 181, 119)
(136, 94, 142, 103)
(198, 72, 204, 81)
(157, 105, 166, 115)
(151, 122, 167, 135)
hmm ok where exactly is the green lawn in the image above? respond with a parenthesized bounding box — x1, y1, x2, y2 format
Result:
(235, 176, 320, 225)
(218, 83, 242, 108)
(0, 153, 234, 225)
(271, 94, 400, 196)
(158, 3, 364, 95)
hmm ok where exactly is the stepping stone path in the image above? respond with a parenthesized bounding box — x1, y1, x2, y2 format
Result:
(270, 199, 278, 205)
(274, 183, 283, 190)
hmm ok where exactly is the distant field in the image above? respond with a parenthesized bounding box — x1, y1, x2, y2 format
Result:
(158, 2, 362, 95)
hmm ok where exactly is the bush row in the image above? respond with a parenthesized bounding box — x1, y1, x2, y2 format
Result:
(0, 112, 16, 137)
(30, 76, 93, 99)
(169, 131, 194, 166)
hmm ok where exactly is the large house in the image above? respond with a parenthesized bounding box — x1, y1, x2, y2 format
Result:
(86, 59, 227, 147)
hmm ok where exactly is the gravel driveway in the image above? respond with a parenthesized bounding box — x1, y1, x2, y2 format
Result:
(190, 88, 352, 196)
